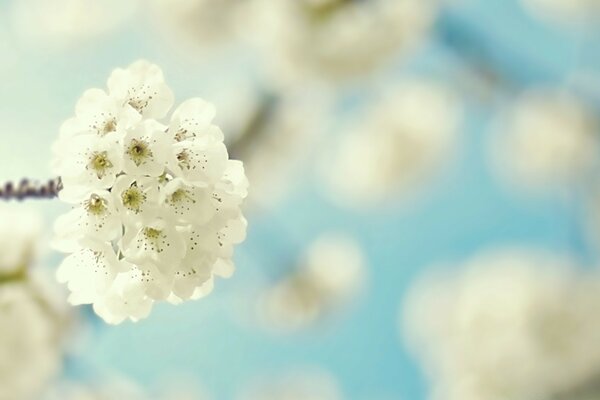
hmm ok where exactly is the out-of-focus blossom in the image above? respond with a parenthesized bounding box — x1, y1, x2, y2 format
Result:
(258, 234, 366, 332)
(521, 0, 600, 25)
(253, 0, 438, 84)
(0, 204, 42, 276)
(11, 0, 140, 47)
(52, 60, 248, 324)
(0, 279, 67, 400)
(208, 81, 264, 141)
(0, 206, 68, 400)
(44, 377, 211, 400)
(322, 80, 462, 208)
(231, 91, 329, 209)
(404, 249, 600, 400)
(490, 89, 599, 192)
(148, 0, 253, 51)
(238, 369, 342, 400)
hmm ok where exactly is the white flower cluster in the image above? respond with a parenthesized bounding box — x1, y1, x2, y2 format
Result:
(404, 250, 600, 400)
(52, 60, 248, 324)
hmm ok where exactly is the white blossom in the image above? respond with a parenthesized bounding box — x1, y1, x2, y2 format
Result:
(107, 61, 175, 119)
(171, 135, 229, 186)
(54, 191, 122, 245)
(169, 98, 219, 142)
(53, 60, 248, 324)
(490, 89, 599, 192)
(258, 234, 366, 332)
(404, 249, 600, 400)
(122, 120, 172, 177)
(111, 175, 161, 222)
(61, 88, 142, 140)
(253, 0, 439, 83)
(322, 80, 462, 207)
(55, 134, 123, 197)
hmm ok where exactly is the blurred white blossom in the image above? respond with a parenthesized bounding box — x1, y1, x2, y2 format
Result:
(323, 80, 462, 207)
(404, 249, 600, 400)
(11, 0, 139, 47)
(148, 0, 253, 51)
(239, 369, 342, 400)
(0, 204, 42, 276)
(233, 92, 328, 209)
(52, 60, 248, 324)
(0, 206, 68, 400)
(0, 279, 67, 400)
(259, 234, 366, 331)
(208, 81, 264, 139)
(522, 0, 600, 25)
(254, 0, 438, 84)
(490, 89, 599, 192)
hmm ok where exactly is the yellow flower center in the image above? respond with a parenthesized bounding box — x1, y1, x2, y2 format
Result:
(170, 189, 193, 204)
(177, 150, 190, 170)
(143, 227, 161, 240)
(102, 118, 117, 135)
(303, 0, 350, 22)
(121, 185, 146, 213)
(85, 194, 107, 216)
(127, 139, 153, 166)
(88, 151, 113, 178)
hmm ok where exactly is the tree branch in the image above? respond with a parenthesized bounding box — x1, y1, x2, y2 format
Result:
(0, 178, 62, 201)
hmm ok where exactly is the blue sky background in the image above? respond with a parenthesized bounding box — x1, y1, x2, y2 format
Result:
(0, 0, 599, 398)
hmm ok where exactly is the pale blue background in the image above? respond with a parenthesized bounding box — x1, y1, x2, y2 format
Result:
(0, 0, 598, 398)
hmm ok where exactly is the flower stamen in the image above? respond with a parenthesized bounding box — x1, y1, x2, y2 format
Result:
(170, 189, 194, 204)
(121, 185, 146, 213)
(88, 151, 113, 179)
(177, 150, 190, 170)
(85, 194, 107, 216)
(126, 139, 153, 166)
(102, 118, 117, 135)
